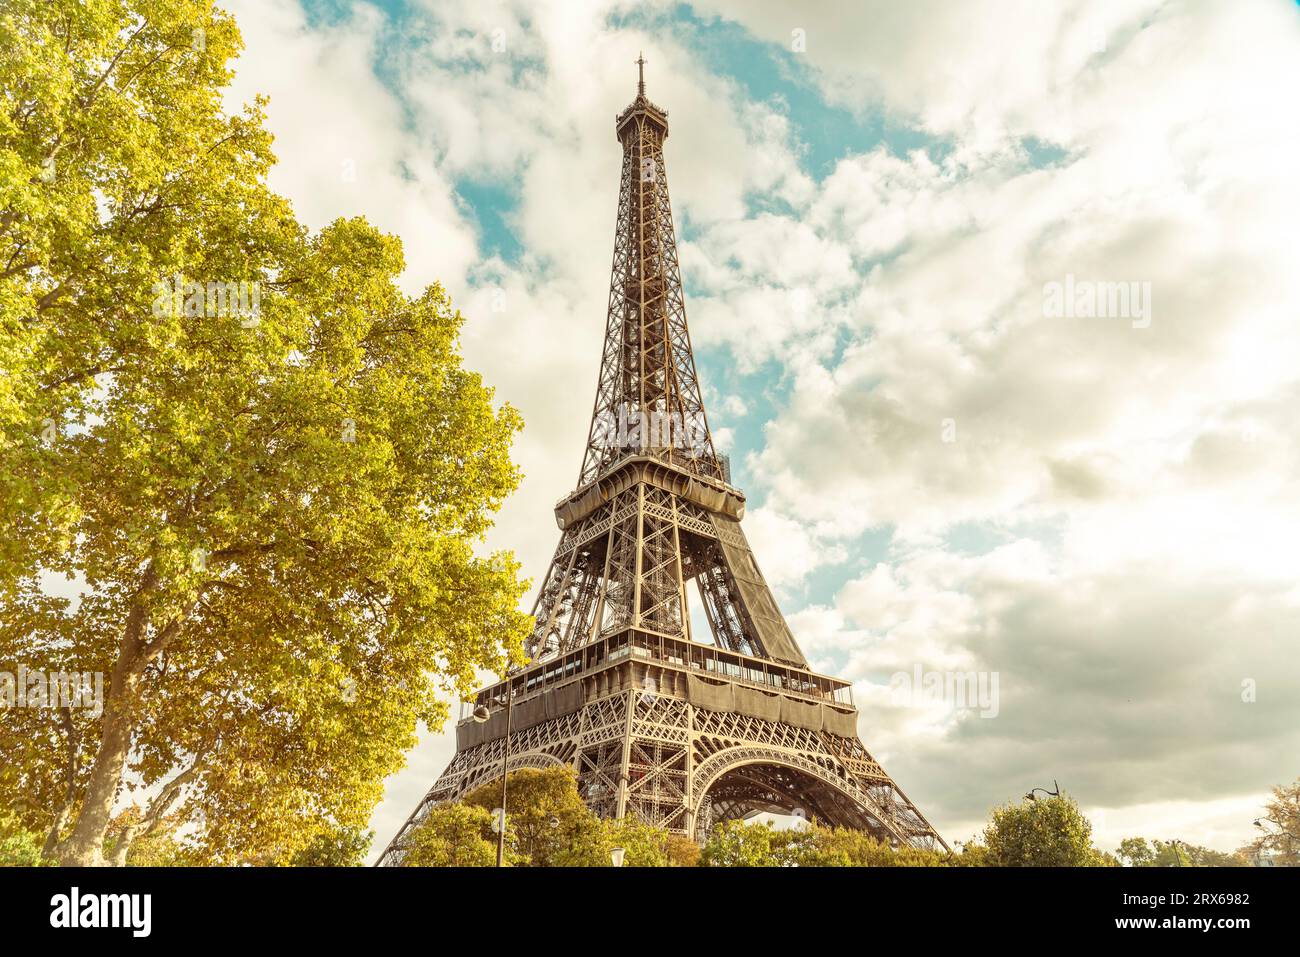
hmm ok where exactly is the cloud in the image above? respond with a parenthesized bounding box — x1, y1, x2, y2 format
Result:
(222, 0, 479, 292)
(824, 543, 1300, 829)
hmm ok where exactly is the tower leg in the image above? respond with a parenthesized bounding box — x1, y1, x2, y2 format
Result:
(615, 690, 634, 818)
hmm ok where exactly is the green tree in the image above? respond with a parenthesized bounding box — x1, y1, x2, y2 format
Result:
(1141, 839, 1247, 868)
(1187, 846, 1246, 867)
(407, 767, 688, 867)
(405, 778, 676, 868)
(772, 825, 851, 866)
(401, 804, 501, 868)
(701, 820, 964, 868)
(700, 819, 781, 867)
(540, 811, 678, 866)
(288, 826, 373, 867)
(464, 767, 600, 867)
(951, 840, 991, 867)
(0, 0, 529, 865)
(0, 809, 51, 866)
(602, 815, 670, 867)
(1116, 836, 1154, 867)
(776, 824, 952, 867)
(982, 793, 1096, 866)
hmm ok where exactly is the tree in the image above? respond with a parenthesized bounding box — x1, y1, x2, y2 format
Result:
(602, 815, 670, 867)
(664, 832, 701, 867)
(0, 809, 51, 866)
(700, 819, 781, 867)
(774, 825, 857, 867)
(401, 804, 501, 868)
(982, 793, 1096, 866)
(1250, 777, 1300, 866)
(775, 824, 953, 867)
(1116, 836, 1154, 867)
(1117, 837, 1247, 867)
(463, 767, 601, 867)
(101, 806, 197, 866)
(288, 826, 373, 867)
(0, 0, 530, 865)
(951, 841, 991, 867)
(405, 772, 676, 867)
(406, 767, 691, 867)
(1150, 840, 1246, 867)
(700, 820, 959, 867)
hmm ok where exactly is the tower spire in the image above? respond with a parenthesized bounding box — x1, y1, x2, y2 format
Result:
(636, 51, 646, 96)
(594, 64, 706, 491)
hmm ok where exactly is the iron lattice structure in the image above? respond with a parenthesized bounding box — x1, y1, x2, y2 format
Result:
(378, 62, 945, 864)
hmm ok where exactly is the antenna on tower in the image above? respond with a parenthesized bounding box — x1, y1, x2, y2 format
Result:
(636, 51, 646, 96)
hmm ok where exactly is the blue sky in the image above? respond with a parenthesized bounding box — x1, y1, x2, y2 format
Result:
(223, 0, 1300, 857)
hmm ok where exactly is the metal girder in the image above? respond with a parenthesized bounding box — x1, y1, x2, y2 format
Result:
(377, 684, 948, 864)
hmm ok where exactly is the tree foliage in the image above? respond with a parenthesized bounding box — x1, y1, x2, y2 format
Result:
(100, 806, 197, 866)
(663, 831, 701, 867)
(1249, 777, 1299, 866)
(700, 820, 954, 867)
(463, 767, 602, 867)
(601, 815, 671, 867)
(0, 809, 51, 866)
(1116, 836, 1247, 868)
(288, 825, 373, 867)
(982, 793, 1097, 867)
(1116, 836, 1154, 867)
(0, 0, 529, 865)
(406, 767, 686, 867)
(699, 819, 779, 867)
(401, 803, 502, 868)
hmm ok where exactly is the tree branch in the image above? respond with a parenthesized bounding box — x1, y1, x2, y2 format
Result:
(42, 707, 82, 856)
(79, 19, 152, 111)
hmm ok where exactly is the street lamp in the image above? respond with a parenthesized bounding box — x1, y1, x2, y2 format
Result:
(610, 846, 626, 868)
(1024, 779, 1061, 802)
(1169, 838, 1189, 867)
(470, 680, 514, 867)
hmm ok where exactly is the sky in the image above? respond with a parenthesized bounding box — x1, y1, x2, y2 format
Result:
(216, 0, 1300, 859)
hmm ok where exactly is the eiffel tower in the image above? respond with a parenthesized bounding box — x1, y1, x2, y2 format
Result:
(378, 59, 945, 863)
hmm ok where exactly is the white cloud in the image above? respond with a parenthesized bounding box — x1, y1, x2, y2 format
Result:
(223, 0, 479, 293)
(817, 542, 1300, 846)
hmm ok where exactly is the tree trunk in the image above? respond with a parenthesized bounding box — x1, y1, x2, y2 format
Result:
(42, 803, 72, 859)
(109, 823, 140, 867)
(55, 575, 153, 866)
(55, 676, 137, 865)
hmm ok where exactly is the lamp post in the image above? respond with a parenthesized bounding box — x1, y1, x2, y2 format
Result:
(610, 846, 626, 868)
(1170, 838, 1187, 867)
(1024, 779, 1061, 802)
(471, 678, 514, 868)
